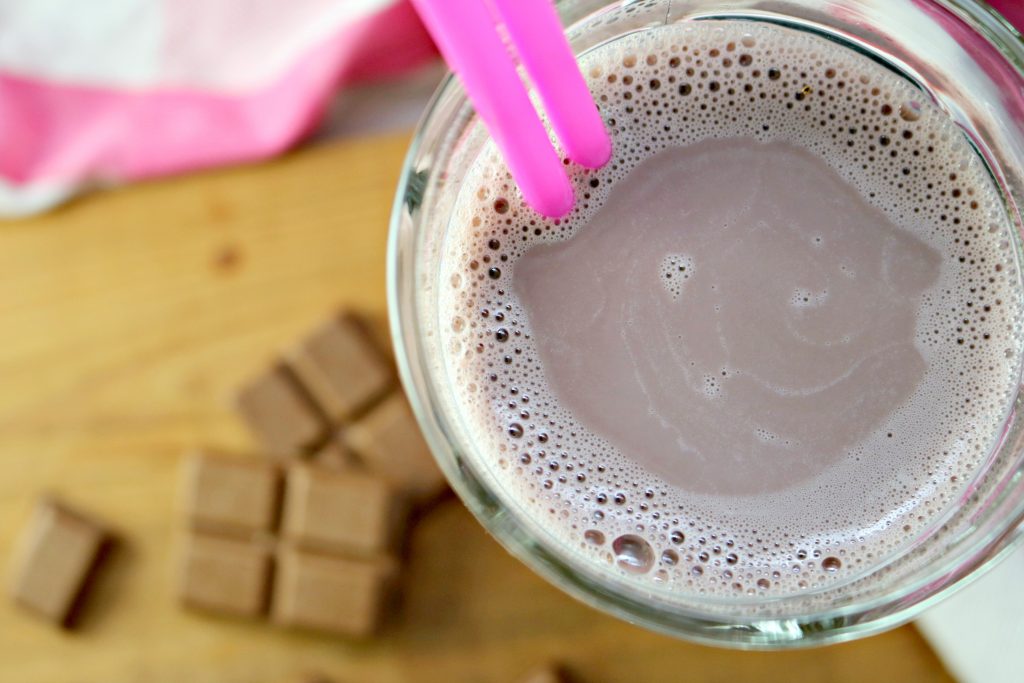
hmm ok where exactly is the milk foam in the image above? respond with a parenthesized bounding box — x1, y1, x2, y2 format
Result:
(437, 20, 1024, 597)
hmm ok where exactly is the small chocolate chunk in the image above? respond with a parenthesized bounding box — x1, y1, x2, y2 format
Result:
(281, 465, 406, 557)
(235, 363, 327, 457)
(9, 498, 114, 627)
(344, 392, 447, 504)
(183, 450, 281, 535)
(287, 314, 392, 423)
(271, 549, 397, 637)
(179, 534, 272, 617)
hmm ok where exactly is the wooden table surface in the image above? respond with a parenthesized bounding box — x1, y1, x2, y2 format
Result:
(0, 132, 954, 683)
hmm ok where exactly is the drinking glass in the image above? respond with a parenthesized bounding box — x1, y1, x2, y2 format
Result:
(388, 0, 1024, 648)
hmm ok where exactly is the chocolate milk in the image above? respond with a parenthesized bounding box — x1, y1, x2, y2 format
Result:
(438, 21, 1023, 595)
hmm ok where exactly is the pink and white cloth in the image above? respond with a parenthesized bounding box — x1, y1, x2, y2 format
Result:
(0, 0, 436, 216)
(0, 1, 1019, 218)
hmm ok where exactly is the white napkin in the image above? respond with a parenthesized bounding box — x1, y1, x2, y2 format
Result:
(916, 544, 1024, 683)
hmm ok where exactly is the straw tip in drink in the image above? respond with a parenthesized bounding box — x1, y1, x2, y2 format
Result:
(528, 181, 575, 219)
(574, 133, 613, 170)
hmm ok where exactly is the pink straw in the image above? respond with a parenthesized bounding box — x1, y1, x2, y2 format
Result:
(489, 0, 612, 169)
(410, 0, 611, 217)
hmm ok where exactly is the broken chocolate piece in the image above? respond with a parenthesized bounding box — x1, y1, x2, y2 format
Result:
(235, 363, 327, 457)
(287, 314, 392, 423)
(344, 392, 447, 504)
(9, 498, 114, 627)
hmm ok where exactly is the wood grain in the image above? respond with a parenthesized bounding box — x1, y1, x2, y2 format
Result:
(0, 132, 953, 683)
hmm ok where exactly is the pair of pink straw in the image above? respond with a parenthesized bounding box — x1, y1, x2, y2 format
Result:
(411, 0, 612, 217)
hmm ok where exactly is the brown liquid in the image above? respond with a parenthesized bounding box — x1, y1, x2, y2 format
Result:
(515, 138, 942, 495)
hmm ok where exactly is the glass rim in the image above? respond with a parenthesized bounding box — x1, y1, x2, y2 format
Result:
(387, 0, 1024, 648)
